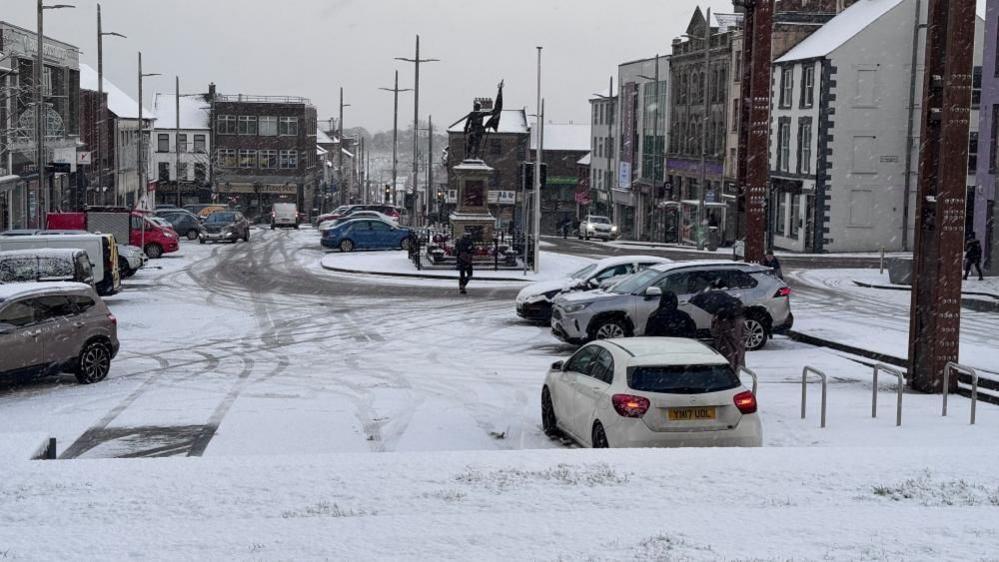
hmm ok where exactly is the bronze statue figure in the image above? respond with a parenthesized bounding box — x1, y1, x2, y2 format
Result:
(452, 80, 504, 160)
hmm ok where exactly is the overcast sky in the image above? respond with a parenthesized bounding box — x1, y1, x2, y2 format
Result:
(3, 0, 991, 133)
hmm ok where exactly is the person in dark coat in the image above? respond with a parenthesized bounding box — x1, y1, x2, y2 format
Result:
(694, 282, 746, 369)
(761, 249, 783, 280)
(645, 291, 696, 338)
(455, 233, 475, 294)
(964, 238, 984, 281)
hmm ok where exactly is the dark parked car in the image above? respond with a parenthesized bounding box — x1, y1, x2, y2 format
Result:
(156, 210, 204, 240)
(199, 211, 250, 244)
(0, 282, 119, 384)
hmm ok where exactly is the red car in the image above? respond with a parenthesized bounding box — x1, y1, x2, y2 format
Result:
(47, 208, 180, 259)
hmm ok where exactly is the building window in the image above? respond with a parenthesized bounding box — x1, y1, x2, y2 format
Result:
(779, 67, 793, 108)
(734, 51, 742, 81)
(798, 119, 812, 175)
(158, 162, 170, 182)
(238, 115, 258, 135)
(854, 68, 878, 107)
(801, 65, 815, 108)
(851, 136, 877, 174)
(217, 149, 237, 168)
(778, 120, 791, 172)
(279, 149, 298, 169)
(177, 163, 189, 181)
(775, 191, 787, 236)
(279, 117, 299, 136)
(991, 105, 999, 173)
(193, 134, 206, 153)
(790, 194, 801, 238)
(157, 134, 169, 153)
(217, 115, 236, 135)
(194, 163, 207, 183)
(259, 149, 278, 169)
(972, 66, 982, 109)
(238, 149, 257, 168)
(731, 99, 740, 132)
(42, 66, 54, 96)
(259, 116, 278, 136)
(969, 131, 979, 174)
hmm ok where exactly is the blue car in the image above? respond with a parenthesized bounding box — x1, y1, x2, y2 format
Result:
(321, 219, 414, 252)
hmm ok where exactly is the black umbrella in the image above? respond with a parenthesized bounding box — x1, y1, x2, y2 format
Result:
(689, 290, 744, 318)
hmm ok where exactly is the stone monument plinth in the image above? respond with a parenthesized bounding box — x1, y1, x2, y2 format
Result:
(450, 159, 496, 242)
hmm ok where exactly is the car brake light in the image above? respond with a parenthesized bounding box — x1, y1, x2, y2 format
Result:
(107, 313, 117, 326)
(612, 394, 650, 418)
(733, 391, 757, 414)
(774, 287, 791, 298)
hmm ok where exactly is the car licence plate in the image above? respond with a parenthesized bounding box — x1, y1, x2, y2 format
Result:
(668, 407, 716, 421)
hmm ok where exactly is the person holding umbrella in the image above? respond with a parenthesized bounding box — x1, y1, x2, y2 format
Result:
(689, 280, 745, 369)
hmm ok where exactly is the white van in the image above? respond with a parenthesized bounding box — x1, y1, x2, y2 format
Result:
(271, 202, 299, 229)
(0, 234, 121, 296)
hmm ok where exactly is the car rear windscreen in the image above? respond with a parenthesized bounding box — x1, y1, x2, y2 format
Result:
(628, 364, 740, 394)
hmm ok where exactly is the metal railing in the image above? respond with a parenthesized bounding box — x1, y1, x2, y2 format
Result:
(943, 362, 979, 425)
(801, 366, 828, 428)
(872, 363, 904, 427)
(738, 366, 758, 396)
(215, 94, 312, 105)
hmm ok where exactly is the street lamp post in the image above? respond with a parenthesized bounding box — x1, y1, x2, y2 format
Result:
(638, 54, 662, 243)
(137, 51, 160, 254)
(379, 71, 412, 207)
(338, 87, 351, 206)
(36, 1, 74, 225)
(396, 35, 439, 227)
(96, 4, 125, 206)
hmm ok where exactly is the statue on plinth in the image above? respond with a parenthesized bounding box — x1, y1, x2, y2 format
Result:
(452, 80, 504, 160)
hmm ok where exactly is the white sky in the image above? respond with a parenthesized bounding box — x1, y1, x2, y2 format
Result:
(2, 0, 991, 132)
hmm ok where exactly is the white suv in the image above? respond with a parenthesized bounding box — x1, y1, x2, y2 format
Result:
(578, 215, 618, 240)
(542, 337, 762, 448)
(551, 261, 793, 351)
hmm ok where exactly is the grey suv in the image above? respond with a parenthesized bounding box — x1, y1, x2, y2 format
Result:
(551, 261, 793, 350)
(0, 282, 119, 384)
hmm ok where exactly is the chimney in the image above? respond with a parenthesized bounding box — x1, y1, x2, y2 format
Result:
(208, 82, 216, 101)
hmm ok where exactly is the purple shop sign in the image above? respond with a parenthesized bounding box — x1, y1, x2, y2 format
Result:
(667, 158, 724, 176)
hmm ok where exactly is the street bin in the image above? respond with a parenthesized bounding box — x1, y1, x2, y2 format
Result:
(887, 257, 914, 285)
(707, 226, 720, 252)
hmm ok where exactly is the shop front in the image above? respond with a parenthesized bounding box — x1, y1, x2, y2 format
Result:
(216, 182, 302, 220)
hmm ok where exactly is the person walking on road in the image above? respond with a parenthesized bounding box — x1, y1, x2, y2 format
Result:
(645, 291, 696, 338)
(456, 233, 475, 294)
(964, 238, 984, 281)
(761, 249, 783, 280)
(690, 282, 746, 369)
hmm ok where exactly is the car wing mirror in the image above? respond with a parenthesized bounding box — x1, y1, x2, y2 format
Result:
(644, 286, 662, 299)
(551, 360, 564, 371)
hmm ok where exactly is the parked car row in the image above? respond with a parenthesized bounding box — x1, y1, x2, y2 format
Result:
(1, 231, 124, 295)
(314, 204, 404, 226)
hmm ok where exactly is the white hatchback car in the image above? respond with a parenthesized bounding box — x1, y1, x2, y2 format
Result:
(541, 337, 761, 448)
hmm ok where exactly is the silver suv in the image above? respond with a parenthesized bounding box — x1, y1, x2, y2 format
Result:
(0, 282, 119, 384)
(578, 215, 618, 241)
(551, 261, 793, 350)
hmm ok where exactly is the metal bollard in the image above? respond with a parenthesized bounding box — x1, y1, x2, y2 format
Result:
(801, 366, 828, 428)
(738, 366, 759, 396)
(943, 362, 980, 425)
(46, 437, 57, 460)
(872, 363, 905, 427)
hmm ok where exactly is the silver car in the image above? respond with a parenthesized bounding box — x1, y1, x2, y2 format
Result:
(578, 215, 618, 241)
(551, 261, 793, 350)
(0, 282, 119, 384)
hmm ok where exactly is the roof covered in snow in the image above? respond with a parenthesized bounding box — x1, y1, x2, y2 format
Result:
(776, 0, 905, 63)
(447, 109, 529, 135)
(531, 123, 591, 152)
(152, 93, 210, 130)
(589, 86, 616, 101)
(317, 129, 336, 145)
(79, 63, 154, 120)
(712, 12, 744, 34)
(577, 153, 591, 166)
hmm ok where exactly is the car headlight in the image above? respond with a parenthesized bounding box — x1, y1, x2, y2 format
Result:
(561, 302, 590, 314)
(611, 226, 618, 233)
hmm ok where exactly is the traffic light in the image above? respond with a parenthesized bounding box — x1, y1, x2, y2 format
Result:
(522, 162, 548, 190)
(384, 184, 391, 203)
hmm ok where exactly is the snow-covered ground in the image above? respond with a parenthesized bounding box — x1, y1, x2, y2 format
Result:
(789, 268, 999, 373)
(1, 229, 996, 559)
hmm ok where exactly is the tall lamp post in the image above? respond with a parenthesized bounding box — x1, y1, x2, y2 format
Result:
(396, 35, 439, 227)
(379, 71, 412, 207)
(96, 4, 125, 206)
(638, 53, 662, 243)
(337, 87, 351, 206)
(137, 52, 159, 254)
(36, 1, 74, 225)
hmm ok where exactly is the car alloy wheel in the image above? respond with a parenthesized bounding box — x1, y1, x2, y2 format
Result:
(591, 422, 609, 448)
(145, 243, 163, 259)
(400, 237, 411, 251)
(76, 341, 111, 384)
(186, 230, 199, 240)
(595, 321, 626, 340)
(744, 317, 768, 351)
(541, 388, 560, 437)
(340, 239, 354, 253)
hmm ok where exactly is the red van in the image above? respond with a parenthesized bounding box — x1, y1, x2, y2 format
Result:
(47, 208, 179, 259)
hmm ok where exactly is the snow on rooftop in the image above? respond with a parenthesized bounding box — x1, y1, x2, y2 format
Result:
(776, 0, 905, 63)
(79, 63, 154, 120)
(447, 109, 529, 134)
(531, 123, 591, 152)
(577, 152, 591, 166)
(317, 129, 336, 145)
(590, 86, 615, 101)
(712, 12, 744, 33)
(152, 93, 210, 130)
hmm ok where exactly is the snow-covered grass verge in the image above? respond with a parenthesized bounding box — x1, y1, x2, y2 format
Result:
(2, 447, 997, 560)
